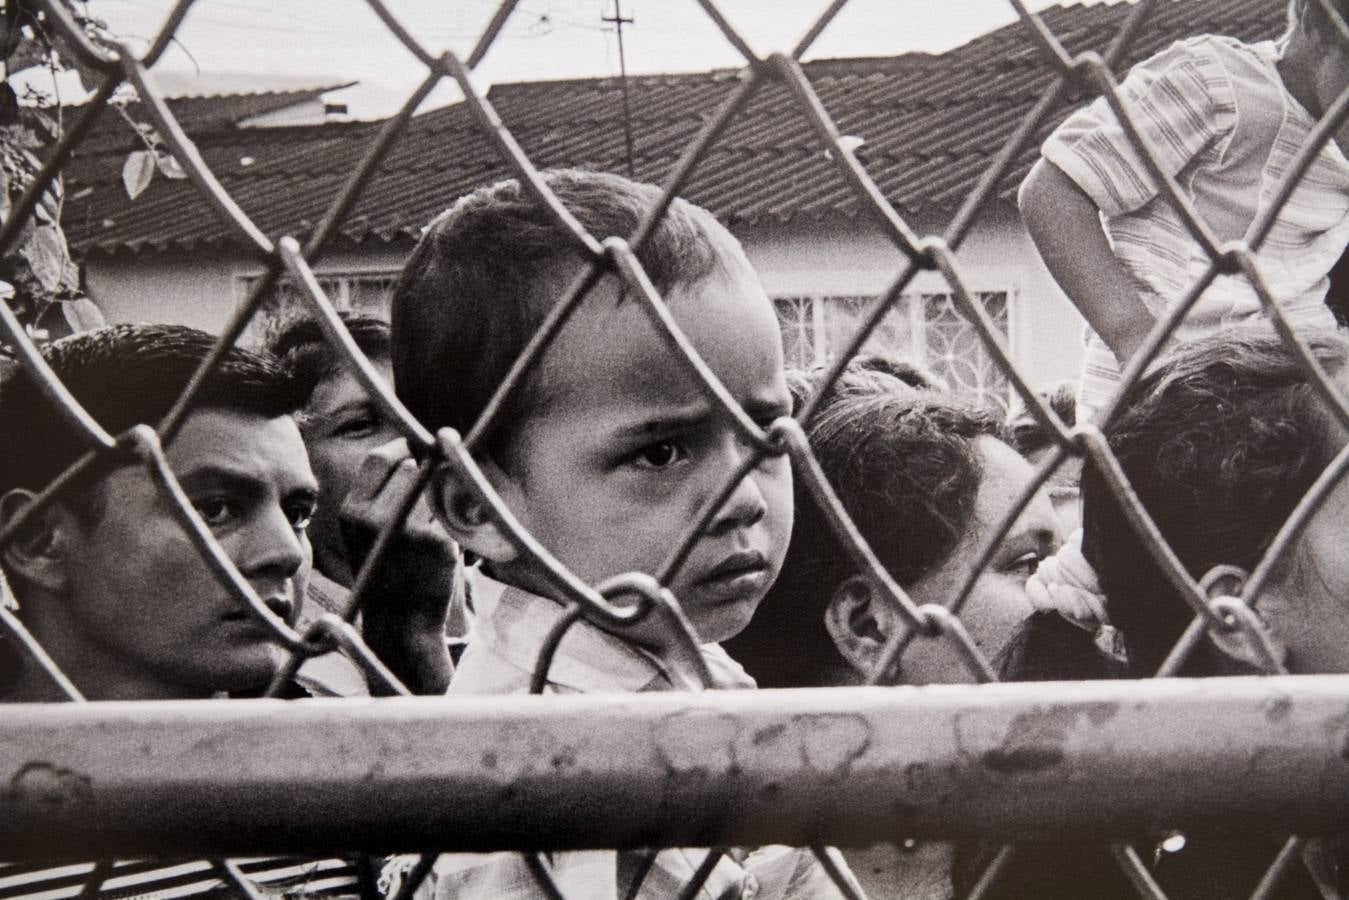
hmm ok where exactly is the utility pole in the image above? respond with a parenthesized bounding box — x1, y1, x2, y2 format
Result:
(602, 0, 636, 178)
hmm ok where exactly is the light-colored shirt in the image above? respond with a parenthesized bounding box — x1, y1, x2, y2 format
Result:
(394, 586, 852, 900)
(1042, 35, 1349, 411)
(294, 568, 371, 699)
(447, 584, 753, 696)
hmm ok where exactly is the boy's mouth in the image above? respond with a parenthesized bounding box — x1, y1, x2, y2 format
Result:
(695, 549, 771, 599)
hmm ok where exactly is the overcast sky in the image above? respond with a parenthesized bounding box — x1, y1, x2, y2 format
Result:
(42, 0, 1097, 117)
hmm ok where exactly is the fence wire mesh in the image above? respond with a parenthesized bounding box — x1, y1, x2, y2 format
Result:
(1, 0, 1348, 898)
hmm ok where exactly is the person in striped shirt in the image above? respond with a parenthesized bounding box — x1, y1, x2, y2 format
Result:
(0, 324, 359, 897)
(1019, 0, 1349, 418)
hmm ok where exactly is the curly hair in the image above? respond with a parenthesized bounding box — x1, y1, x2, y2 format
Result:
(724, 364, 1001, 687)
(1083, 327, 1349, 675)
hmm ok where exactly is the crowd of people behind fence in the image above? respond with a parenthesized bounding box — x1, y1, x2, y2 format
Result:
(1, 0, 1348, 897)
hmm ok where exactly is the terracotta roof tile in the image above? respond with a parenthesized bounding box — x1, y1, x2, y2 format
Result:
(63, 0, 1288, 256)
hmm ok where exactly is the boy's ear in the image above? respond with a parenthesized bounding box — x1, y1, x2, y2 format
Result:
(430, 460, 519, 566)
(0, 489, 77, 595)
(1206, 598, 1289, 674)
(823, 575, 896, 679)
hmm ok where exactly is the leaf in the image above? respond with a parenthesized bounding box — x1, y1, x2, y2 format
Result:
(58, 297, 106, 333)
(155, 148, 187, 180)
(122, 149, 154, 200)
(19, 222, 79, 294)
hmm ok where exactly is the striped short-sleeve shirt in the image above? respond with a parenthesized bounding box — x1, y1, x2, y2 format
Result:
(0, 857, 358, 899)
(1042, 35, 1349, 411)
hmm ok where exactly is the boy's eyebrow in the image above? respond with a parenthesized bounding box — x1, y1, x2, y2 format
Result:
(610, 393, 792, 442)
(609, 402, 714, 440)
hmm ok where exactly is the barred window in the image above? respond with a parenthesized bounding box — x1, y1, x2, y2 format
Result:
(776, 291, 1011, 413)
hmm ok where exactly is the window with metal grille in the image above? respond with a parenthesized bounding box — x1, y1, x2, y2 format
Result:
(775, 291, 1011, 413)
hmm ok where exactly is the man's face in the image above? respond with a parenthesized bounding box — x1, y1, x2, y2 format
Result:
(60, 408, 317, 699)
(490, 257, 794, 647)
(1262, 365, 1349, 673)
(299, 358, 403, 586)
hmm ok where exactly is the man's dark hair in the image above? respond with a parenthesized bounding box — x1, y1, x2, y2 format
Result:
(0, 323, 312, 503)
(390, 168, 737, 457)
(1006, 379, 1077, 456)
(266, 312, 392, 390)
(1001, 328, 1349, 684)
(1081, 328, 1349, 675)
(844, 352, 944, 391)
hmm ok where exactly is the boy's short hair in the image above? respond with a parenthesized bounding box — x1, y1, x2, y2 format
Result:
(390, 169, 740, 454)
(0, 323, 311, 509)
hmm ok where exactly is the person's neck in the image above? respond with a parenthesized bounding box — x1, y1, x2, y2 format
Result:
(17, 613, 212, 702)
(1278, 44, 1324, 119)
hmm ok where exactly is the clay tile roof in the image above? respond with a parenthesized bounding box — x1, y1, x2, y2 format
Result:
(62, 0, 1287, 256)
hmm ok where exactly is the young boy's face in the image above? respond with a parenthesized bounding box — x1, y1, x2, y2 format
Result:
(490, 252, 794, 647)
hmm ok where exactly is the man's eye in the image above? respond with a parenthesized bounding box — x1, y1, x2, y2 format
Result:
(194, 497, 236, 527)
(632, 441, 686, 469)
(334, 416, 378, 439)
(285, 499, 318, 530)
(1007, 551, 1043, 580)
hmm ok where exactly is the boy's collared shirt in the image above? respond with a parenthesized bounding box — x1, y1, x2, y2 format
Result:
(414, 586, 850, 900)
(448, 584, 753, 696)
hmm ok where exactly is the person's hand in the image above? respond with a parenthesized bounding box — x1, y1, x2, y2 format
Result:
(340, 438, 459, 694)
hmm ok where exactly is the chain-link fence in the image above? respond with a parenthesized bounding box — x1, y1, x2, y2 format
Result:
(2, 1, 1348, 898)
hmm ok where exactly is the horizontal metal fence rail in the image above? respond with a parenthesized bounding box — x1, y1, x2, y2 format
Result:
(6, 676, 1349, 862)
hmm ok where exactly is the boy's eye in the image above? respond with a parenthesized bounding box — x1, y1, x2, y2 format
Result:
(632, 440, 686, 469)
(193, 496, 237, 527)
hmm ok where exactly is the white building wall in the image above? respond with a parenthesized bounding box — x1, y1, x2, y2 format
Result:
(735, 202, 1086, 393)
(81, 205, 1086, 393)
(83, 244, 416, 340)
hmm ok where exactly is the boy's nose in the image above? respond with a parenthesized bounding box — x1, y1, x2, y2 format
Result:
(710, 469, 768, 534)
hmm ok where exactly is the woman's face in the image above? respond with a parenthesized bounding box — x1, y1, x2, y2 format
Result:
(1025, 446, 1083, 535)
(899, 436, 1063, 684)
(299, 359, 403, 586)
